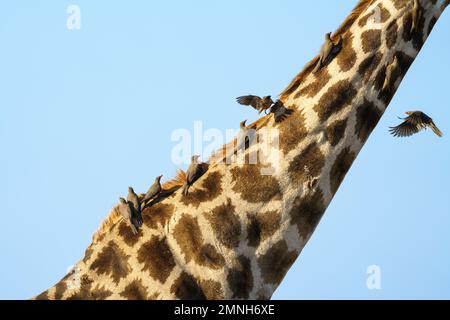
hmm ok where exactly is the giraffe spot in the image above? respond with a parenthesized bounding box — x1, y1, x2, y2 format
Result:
(257, 240, 297, 285)
(386, 20, 398, 49)
(278, 109, 308, 154)
(137, 236, 176, 284)
(313, 80, 357, 122)
(393, 0, 408, 9)
(171, 272, 206, 300)
(200, 280, 224, 300)
(66, 282, 111, 300)
(143, 203, 175, 230)
(120, 279, 149, 300)
(227, 255, 254, 299)
(54, 280, 67, 300)
(289, 189, 326, 238)
(355, 99, 382, 142)
(89, 285, 113, 300)
(360, 30, 382, 53)
(118, 221, 143, 247)
(204, 198, 241, 249)
(326, 119, 348, 147)
(288, 142, 325, 184)
(90, 240, 131, 285)
(294, 69, 331, 99)
(230, 165, 281, 203)
(358, 3, 390, 27)
(337, 34, 357, 72)
(173, 215, 225, 269)
(247, 210, 282, 248)
(402, 7, 426, 50)
(428, 17, 437, 36)
(180, 171, 223, 208)
(358, 53, 382, 84)
(34, 291, 49, 300)
(330, 147, 356, 194)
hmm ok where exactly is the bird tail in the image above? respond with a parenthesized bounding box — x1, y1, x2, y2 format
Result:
(430, 123, 443, 137)
(182, 182, 189, 196)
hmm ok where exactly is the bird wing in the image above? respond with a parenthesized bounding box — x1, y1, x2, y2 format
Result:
(389, 120, 421, 137)
(236, 95, 263, 111)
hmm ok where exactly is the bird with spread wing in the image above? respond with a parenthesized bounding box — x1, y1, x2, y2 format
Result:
(389, 111, 443, 138)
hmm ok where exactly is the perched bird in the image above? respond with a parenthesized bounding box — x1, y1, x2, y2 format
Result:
(236, 120, 256, 152)
(118, 198, 138, 235)
(411, 0, 422, 34)
(236, 95, 274, 114)
(382, 56, 399, 92)
(182, 155, 206, 196)
(313, 32, 343, 73)
(141, 175, 163, 208)
(270, 100, 293, 123)
(389, 111, 443, 138)
(127, 187, 142, 227)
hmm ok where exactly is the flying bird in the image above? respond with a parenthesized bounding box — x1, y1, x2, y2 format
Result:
(141, 175, 163, 209)
(389, 111, 443, 138)
(313, 32, 343, 73)
(118, 198, 138, 235)
(270, 100, 293, 123)
(236, 95, 274, 114)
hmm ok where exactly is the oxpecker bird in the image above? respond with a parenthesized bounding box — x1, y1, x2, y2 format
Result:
(270, 100, 293, 123)
(236, 95, 274, 114)
(127, 187, 142, 227)
(389, 111, 443, 138)
(236, 120, 255, 152)
(382, 56, 399, 92)
(411, 0, 422, 34)
(141, 175, 163, 209)
(182, 155, 206, 196)
(118, 198, 138, 235)
(313, 32, 343, 73)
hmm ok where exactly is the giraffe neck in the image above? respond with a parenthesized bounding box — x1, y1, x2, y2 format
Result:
(35, 0, 447, 300)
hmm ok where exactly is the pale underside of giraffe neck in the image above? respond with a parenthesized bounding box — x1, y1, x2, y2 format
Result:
(35, 0, 447, 300)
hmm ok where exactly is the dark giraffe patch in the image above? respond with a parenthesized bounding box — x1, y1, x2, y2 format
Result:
(173, 215, 225, 269)
(402, 5, 426, 50)
(313, 80, 357, 122)
(120, 279, 149, 300)
(231, 165, 281, 203)
(330, 147, 356, 194)
(393, 0, 408, 10)
(295, 69, 331, 99)
(180, 171, 223, 208)
(90, 240, 131, 285)
(358, 3, 390, 27)
(257, 240, 297, 285)
(355, 99, 382, 142)
(358, 53, 382, 84)
(143, 203, 175, 229)
(360, 29, 382, 53)
(337, 34, 357, 72)
(278, 109, 308, 154)
(289, 189, 326, 238)
(34, 291, 49, 300)
(118, 221, 142, 247)
(66, 283, 111, 300)
(204, 199, 241, 249)
(386, 20, 398, 49)
(54, 280, 67, 300)
(326, 119, 348, 147)
(171, 272, 206, 300)
(288, 142, 325, 184)
(247, 210, 282, 248)
(200, 280, 224, 300)
(227, 255, 254, 299)
(137, 236, 176, 284)
(89, 285, 113, 300)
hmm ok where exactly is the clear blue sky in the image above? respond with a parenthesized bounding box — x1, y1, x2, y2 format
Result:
(1, 1, 449, 300)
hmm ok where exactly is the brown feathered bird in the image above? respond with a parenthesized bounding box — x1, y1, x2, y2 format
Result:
(236, 95, 274, 114)
(389, 111, 443, 138)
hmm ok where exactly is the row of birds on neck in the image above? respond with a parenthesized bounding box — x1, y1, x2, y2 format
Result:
(116, 0, 442, 234)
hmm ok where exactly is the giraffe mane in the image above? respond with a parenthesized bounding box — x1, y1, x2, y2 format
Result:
(91, 169, 186, 242)
(279, 0, 375, 100)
